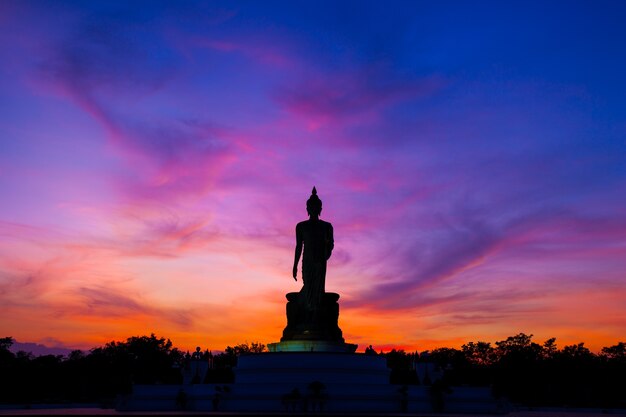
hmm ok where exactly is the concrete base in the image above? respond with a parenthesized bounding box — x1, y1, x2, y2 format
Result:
(229, 351, 392, 412)
(236, 352, 389, 384)
(123, 383, 506, 413)
(120, 352, 507, 413)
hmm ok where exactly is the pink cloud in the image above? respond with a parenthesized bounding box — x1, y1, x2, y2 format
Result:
(2, 1, 625, 355)
(274, 65, 445, 130)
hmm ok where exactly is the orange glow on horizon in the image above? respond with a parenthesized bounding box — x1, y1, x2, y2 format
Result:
(1, 1, 626, 359)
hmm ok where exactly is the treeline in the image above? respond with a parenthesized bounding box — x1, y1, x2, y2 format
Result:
(0, 334, 265, 405)
(384, 333, 626, 408)
(1, 334, 625, 408)
(0, 334, 183, 405)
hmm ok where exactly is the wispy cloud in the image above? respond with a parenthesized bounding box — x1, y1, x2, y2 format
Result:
(275, 65, 444, 130)
(1, 1, 625, 352)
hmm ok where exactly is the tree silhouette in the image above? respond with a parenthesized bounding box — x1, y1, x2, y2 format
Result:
(0, 337, 15, 368)
(0, 336, 14, 350)
(462, 341, 496, 366)
(87, 333, 183, 393)
(205, 341, 267, 383)
(1, 334, 625, 408)
(386, 349, 419, 385)
(601, 342, 626, 360)
(224, 341, 267, 356)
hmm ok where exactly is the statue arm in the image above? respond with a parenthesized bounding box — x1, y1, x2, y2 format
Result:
(292, 224, 303, 281)
(326, 223, 334, 260)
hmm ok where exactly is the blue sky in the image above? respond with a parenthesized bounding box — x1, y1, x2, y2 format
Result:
(0, 0, 625, 352)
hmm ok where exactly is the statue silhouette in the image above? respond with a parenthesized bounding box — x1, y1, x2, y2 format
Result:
(276, 186, 350, 347)
(292, 187, 334, 322)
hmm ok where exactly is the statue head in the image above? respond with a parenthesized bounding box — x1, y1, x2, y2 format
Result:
(306, 186, 322, 217)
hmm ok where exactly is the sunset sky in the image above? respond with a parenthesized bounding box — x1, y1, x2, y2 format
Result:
(1, 1, 625, 354)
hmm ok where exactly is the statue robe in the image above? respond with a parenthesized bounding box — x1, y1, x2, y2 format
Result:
(295, 219, 334, 317)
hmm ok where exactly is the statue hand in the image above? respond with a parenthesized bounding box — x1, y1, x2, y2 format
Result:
(292, 266, 298, 281)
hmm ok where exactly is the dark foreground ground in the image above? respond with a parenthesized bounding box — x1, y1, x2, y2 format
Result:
(1, 409, 626, 417)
